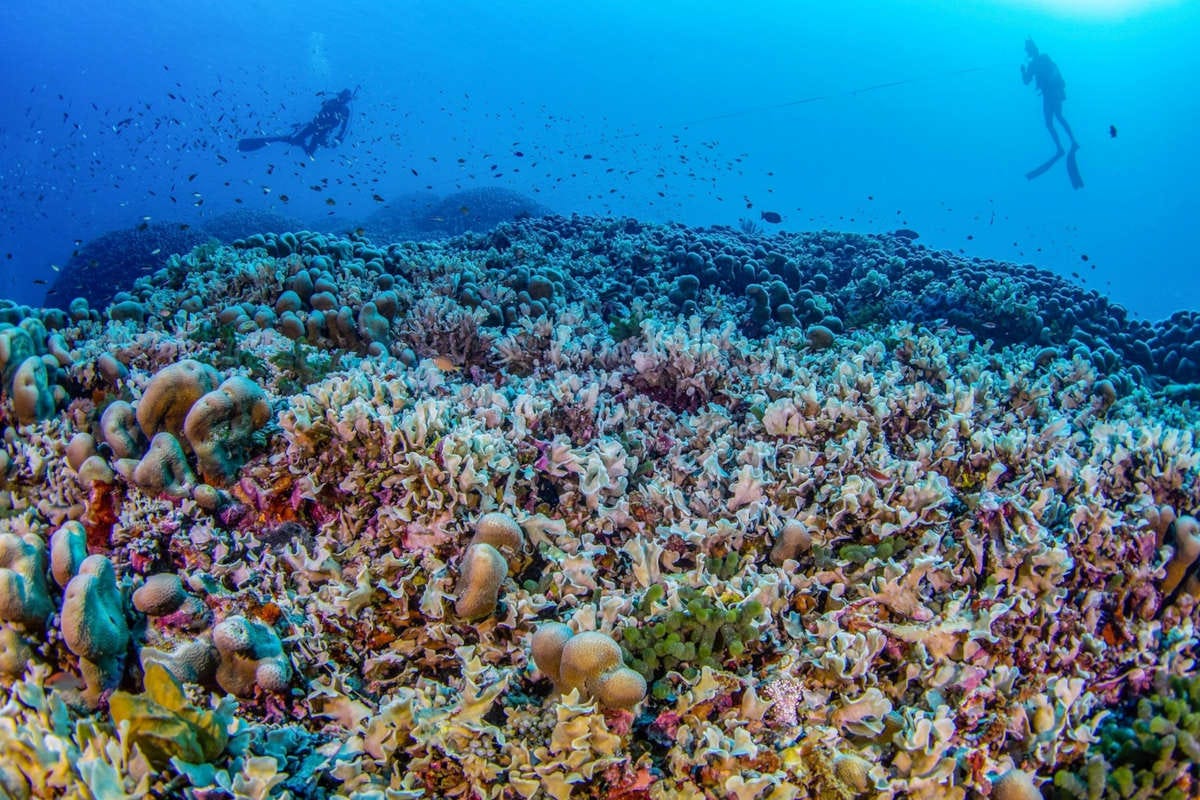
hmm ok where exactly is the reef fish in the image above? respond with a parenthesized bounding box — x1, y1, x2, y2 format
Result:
(760, 211, 782, 224)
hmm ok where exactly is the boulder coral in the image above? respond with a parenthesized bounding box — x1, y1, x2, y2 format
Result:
(453, 512, 526, 621)
(125, 431, 197, 498)
(60, 555, 131, 703)
(135, 358, 221, 441)
(531, 625, 647, 710)
(99, 399, 144, 459)
(454, 542, 508, 621)
(211, 614, 291, 697)
(991, 769, 1043, 800)
(10, 356, 56, 424)
(48, 520, 88, 589)
(0, 533, 54, 627)
(182, 375, 271, 486)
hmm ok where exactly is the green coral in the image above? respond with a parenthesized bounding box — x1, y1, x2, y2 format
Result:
(619, 583, 763, 699)
(109, 661, 233, 770)
(838, 536, 903, 566)
(1050, 673, 1200, 800)
(707, 550, 746, 581)
(607, 307, 648, 343)
(269, 339, 343, 395)
(189, 321, 268, 376)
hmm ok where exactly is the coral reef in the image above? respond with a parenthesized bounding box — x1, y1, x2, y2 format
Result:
(1, 215, 1199, 798)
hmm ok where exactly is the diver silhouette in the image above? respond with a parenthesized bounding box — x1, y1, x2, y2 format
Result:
(238, 88, 355, 156)
(1021, 40, 1083, 188)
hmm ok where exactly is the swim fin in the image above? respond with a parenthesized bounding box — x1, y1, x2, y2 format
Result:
(237, 136, 291, 152)
(1025, 151, 1063, 181)
(1066, 145, 1084, 190)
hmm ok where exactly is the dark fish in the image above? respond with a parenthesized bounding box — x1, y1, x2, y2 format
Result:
(760, 211, 782, 224)
(894, 228, 920, 240)
(1109, 125, 1117, 138)
(325, 198, 336, 206)
(279, 194, 289, 203)
(33, 278, 47, 285)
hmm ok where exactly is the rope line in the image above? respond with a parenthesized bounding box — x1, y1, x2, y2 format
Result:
(606, 63, 1003, 139)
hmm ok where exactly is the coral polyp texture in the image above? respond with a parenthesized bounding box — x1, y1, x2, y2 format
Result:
(1, 214, 1200, 799)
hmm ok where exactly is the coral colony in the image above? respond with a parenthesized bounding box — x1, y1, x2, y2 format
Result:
(2, 214, 1200, 799)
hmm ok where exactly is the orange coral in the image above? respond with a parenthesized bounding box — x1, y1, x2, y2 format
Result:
(82, 480, 120, 551)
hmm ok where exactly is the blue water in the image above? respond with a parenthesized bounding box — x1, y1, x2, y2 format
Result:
(1, 0, 1197, 319)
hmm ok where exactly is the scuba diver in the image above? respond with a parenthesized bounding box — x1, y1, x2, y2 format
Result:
(1021, 40, 1083, 188)
(238, 88, 355, 156)
(1022, 39, 1076, 155)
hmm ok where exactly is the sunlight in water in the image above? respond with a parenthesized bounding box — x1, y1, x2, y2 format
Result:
(1004, 0, 1182, 15)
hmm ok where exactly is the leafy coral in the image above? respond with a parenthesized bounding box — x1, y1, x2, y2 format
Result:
(109, 661, 233, 769)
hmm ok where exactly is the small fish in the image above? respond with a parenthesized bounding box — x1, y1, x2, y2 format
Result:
(430, 356, 460, 372)
(760, 211, 782, 224)
(325, 198, 336, 206)
(1109, 124, 1117, 138)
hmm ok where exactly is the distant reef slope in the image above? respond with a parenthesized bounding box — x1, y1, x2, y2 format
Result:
(44, 189, 549, 310)
(35, 211, 1200, 390)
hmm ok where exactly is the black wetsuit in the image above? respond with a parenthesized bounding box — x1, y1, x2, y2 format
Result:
(239, 90, 354, 156)
(288, 93, 351, 156)
(1023, 53, 1075, 154)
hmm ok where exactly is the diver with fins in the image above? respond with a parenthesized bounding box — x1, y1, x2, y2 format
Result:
(1021, 39, 1082, 189)
(239, 87, 356, 157)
